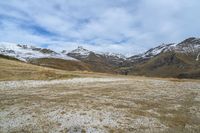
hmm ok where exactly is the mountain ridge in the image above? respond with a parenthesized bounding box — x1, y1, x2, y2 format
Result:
(0, 37, 200, 78)
(125, 37, 200, 78)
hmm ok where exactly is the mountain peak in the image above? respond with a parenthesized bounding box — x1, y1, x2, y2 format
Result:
(76, 46, 90, 53)
(67, 46, 92, 59)
(69, 46, 127, 59)
(69, 46, 91, 55)
(174, 37, 200, 54)
(77, 46, 85, 49)
(178, 37, 200, 46)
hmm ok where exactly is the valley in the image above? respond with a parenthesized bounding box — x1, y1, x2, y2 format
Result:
(1, 37, 200, 79)
(0, 37, 200, 133)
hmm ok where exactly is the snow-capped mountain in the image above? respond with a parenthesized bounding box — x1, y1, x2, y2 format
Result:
(124, 37, 200, 79)
(67, 46, 126, 66)
(66, 46, 127, 73)
(128, 37, 200, 62)
(131, 43, 176, 60)
(0, 37, 199, 78)
(127, 43, 176, 62)
(0, 42, 77, 62)
(174, 37, 200, 55)
(67, 46, 126, 60)
(66, 46, 92, 59)
(99, 52, 126, 60)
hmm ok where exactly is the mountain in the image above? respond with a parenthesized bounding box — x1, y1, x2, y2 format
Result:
(67, 46, 126, 61)
(173, 37, 200, 58)
(128, 37, 200, 62)
(67, 46, 126, 73)
(64, 46, 91, 59)
(0, 42, 90, 71)
(127, 43, 176, 63)
(125, 37, 200, 78)
(0, 42, 76, 62)
(0, 37, 199, 79)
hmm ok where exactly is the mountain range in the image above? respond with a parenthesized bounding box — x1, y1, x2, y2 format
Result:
(0, 37, 200, 79)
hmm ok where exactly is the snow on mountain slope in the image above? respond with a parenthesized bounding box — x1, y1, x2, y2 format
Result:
(67, 46, 126, 60)
(0, 42, 77, 62)
(98, 52, 126, 59)
(142, 43, 176, 58)
(129, 37, 200, 62)
(128, 43, 176, 61)
(65, 46, 91, 59)
(174, 37, 200, 54)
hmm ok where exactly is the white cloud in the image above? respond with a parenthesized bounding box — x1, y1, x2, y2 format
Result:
(0, 0, 200, 56)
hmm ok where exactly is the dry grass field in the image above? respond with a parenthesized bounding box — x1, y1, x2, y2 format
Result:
(0, 58, 77, 81)
(0, 58, 111, 81)
(0, 76, 200, 133)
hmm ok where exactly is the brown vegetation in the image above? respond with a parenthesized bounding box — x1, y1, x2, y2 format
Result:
(0, 57, 76, 81)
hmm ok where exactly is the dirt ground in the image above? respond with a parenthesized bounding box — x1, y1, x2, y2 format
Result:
(0, 77, 200, 133)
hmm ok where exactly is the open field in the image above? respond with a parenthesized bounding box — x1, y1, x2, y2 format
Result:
(0, 76, 200, 133)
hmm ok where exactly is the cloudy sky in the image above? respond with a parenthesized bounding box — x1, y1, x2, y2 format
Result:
(0, 0, 200, 56)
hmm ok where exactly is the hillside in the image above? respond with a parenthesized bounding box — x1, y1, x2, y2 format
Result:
(29, 58, 91, 71)
(67, 46, 125, 73)
(126, 37, 200, 78)
(128, 52, 200, 78)
(0, 57, 76, 81)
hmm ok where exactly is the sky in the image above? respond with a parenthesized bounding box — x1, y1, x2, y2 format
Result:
(0, 0, 200, 56)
